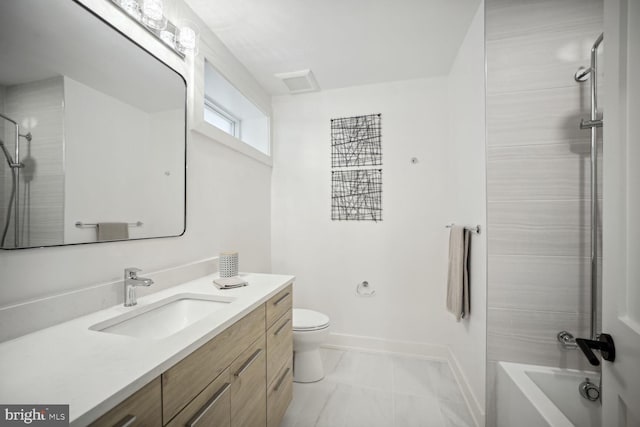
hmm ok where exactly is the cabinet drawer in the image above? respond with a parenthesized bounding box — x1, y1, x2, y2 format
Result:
(230, 336, 266, 427)
(166, 369, 230, 427)
(267, 360, 293, 427)
(162, 305, 265, 423)
(266, 285, 292, 328)
(266, 314, 292, 386)
(90, 377, 161, 427)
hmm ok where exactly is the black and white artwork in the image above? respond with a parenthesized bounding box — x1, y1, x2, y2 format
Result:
(330, 113, 382, 222)
(331, 114, 382, 168)
(331, 169, 382, 222)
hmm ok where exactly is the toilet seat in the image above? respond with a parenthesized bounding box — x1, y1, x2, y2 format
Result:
(293, 308, 330, 332)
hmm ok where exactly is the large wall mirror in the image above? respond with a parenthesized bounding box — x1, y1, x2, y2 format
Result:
(0, 0, 186, 249)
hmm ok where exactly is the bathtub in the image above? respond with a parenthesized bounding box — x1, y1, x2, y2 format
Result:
(497, 362, 601, 427)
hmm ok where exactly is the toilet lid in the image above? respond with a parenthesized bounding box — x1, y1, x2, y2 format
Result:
(293, 308, 330, 331)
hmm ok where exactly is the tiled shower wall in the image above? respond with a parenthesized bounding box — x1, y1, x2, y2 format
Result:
(486, 0, 603, 375)
(0, 86, 5, 232)
(1, 77, 64, 247)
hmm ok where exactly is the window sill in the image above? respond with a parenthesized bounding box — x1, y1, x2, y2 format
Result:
(193, 121, 272, 167)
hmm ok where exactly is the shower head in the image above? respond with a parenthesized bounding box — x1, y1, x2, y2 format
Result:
(19, 132, 32, 142)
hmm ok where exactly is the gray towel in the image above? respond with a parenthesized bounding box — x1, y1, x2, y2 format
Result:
(96, 222, 129, 241)
(446, 226, 471, 321)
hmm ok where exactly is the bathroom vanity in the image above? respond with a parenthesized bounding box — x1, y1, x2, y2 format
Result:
(0, 273, 294, 426)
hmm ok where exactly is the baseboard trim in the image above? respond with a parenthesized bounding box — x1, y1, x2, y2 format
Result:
(446, 347, 485, 427)
(325, 332, 449, 360)
(324, 332, 484, 427)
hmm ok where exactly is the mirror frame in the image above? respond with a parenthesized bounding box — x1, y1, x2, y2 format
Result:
(1, 0, 188, 250)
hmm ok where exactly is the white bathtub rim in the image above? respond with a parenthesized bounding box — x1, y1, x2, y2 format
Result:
(498, 361, 599, 427)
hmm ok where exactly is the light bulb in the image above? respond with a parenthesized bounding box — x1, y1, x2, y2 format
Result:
(176, 21, 199, 55)
(160, 30, 175, 46)
(142, 0, 166, 30)
(178, 27, 195, 49)
(118, 0, 141, 20)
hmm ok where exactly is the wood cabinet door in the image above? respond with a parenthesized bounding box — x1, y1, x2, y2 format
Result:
(230, 336, 267, 427)
(90, 378, 161, 427)
(267, 360, 293, 427)
(266, 313, 293, 387)
(162, 305, 265, 422)
(166, 369, 231, 427)
(266, 285, 292, 328)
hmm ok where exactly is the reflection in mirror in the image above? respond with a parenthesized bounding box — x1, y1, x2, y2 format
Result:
(0, 0, 186, 249)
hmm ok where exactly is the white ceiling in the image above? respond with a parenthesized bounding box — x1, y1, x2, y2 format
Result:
(185, 0, 481, 95)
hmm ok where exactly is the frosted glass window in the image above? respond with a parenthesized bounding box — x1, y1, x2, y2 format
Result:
(204, 60, 270, 155)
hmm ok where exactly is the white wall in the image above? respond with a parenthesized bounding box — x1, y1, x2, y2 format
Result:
(271, 16, 487, 421)
(147, 108, 187, 236)
(446, 3, 487, 419)
(0, 0, 272, 315)
(272, 78, 455, 349)
(63, 77, 184, 243)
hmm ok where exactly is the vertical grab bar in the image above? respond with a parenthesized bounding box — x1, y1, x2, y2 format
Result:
(559, 33, 604, 350)
(589, 33, 603, 340)
(587, 33, 604, 341)
(13, 124, 19, 247)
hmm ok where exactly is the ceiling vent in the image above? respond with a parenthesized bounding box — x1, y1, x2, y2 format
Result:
(275, 69, 320, 94)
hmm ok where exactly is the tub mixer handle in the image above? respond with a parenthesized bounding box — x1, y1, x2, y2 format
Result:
(575, 333, 616, 366)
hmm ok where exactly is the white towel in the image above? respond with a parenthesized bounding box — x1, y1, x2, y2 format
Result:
(446, 226, 471, 321)
(213, 276, 248, 289)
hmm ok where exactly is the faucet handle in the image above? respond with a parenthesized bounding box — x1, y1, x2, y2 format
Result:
(125, 267, 142, 279)
(575, 333, 616, 366)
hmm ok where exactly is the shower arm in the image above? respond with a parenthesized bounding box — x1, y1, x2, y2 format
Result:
(0, 112, 18, 126)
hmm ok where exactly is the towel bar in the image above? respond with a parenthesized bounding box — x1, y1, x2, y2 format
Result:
(445, 223, 480, 234)
(75, 221, 143, 228)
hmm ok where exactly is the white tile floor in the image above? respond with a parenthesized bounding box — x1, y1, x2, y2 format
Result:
(281, 348, 475, 427)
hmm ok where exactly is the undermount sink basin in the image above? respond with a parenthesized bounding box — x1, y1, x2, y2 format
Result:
(90, 293, 235, 339)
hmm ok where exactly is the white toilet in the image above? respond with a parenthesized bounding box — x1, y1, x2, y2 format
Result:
(292, 308, 330, 383)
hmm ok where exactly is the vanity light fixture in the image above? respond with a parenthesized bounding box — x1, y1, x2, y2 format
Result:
(118, 0, 142, 20)
(141, 0, 167, 30)
(109, 0, 199, 59)
(159, 29, 175, 46)
(176, 20, 199, 55)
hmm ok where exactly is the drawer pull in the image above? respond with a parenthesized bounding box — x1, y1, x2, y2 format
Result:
(274, 318, 291, 336)
(114, 415, 136, 427)
(186, 383, 230, 427)
(234, 348, 263, 377)
(273, 292, 290, 306)
(274, 367, 291, 392)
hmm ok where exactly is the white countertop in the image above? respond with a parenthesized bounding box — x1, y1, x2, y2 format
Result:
(0, 272, 294, 426)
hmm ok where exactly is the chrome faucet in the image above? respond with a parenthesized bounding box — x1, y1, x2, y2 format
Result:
(124, 267, 153, 307)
